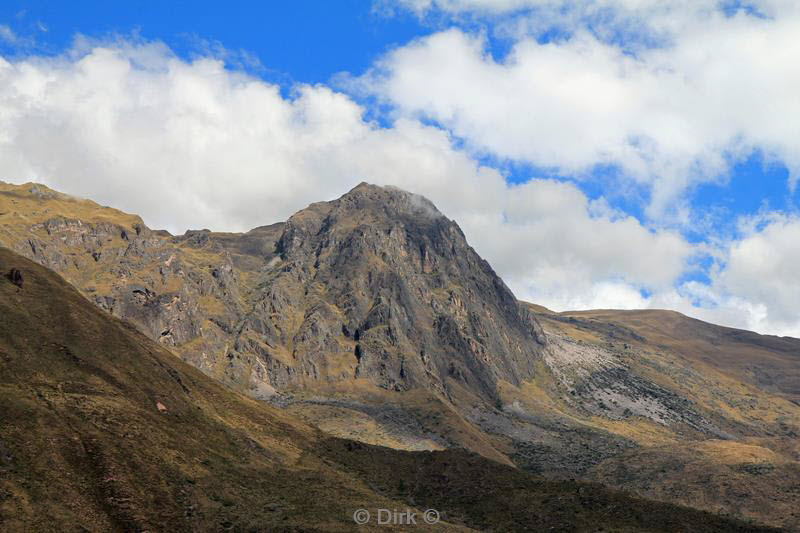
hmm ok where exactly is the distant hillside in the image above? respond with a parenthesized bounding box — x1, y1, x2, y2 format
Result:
(523, 304, 800, 529)
(538, 308, 800, 402)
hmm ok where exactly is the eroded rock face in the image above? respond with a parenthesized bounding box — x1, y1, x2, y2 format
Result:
(542, 335, 721, 434)
(0, 182, 268, 391)
(0, 181, 545, 403)
(3, 182, 799, 529)
(229, 183, 545, 401)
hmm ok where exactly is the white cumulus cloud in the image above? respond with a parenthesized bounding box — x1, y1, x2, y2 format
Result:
(0, 31, 797, 337)
(0, 38, 691, 309)
(362, 1, 800, 218)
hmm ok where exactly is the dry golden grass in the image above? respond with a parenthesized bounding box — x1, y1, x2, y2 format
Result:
(690, 439, 783, 464)
(0, 181, 143, 229)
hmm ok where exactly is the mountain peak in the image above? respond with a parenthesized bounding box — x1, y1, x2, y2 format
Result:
(1, 180, 70, 201)
(276, 182, 451, 261)
(257, 181, 544, 400)
(337, 182, 444, 220)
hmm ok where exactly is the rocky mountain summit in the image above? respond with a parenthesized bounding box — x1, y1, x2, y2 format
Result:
(232, 183, 545, 399)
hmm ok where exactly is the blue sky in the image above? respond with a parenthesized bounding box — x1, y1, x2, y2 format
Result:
(0, 1, 427, 83)
(1, 0, 798, 336)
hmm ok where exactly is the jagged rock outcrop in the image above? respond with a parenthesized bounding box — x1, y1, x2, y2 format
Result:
(229, 183, 545, 401)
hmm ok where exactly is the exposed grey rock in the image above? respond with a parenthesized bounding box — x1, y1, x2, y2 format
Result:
(0, 182, 545, 405)
(225, 183, 546, 401)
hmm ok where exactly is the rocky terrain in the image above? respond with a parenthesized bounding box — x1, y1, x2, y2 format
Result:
(1, 180, 799, 529)
(528, 307, 800, 527)
(2, 247, 772, 532)
(0, 182, 544, 399)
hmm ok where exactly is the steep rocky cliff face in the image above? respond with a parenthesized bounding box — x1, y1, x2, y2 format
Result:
(229, 183, 545, 400)
(0, 181, 544, 403)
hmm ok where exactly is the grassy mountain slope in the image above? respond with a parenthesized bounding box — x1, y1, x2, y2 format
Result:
(1, 247, 776, 532)
(0, 246, 402, 532)
(552, 309, 800, 402)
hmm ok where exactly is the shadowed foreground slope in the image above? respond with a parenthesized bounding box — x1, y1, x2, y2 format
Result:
(0, 247, 777, 532)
